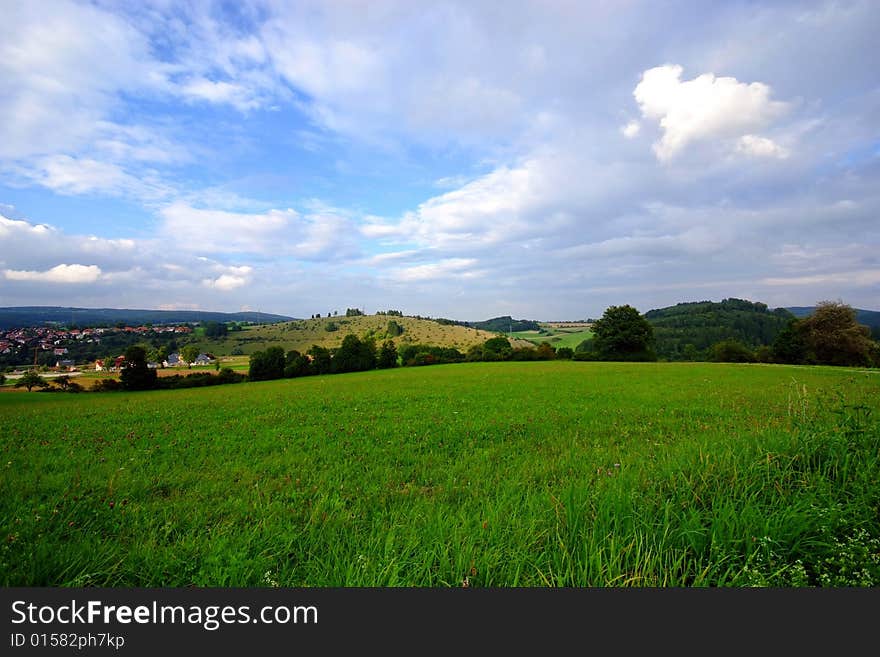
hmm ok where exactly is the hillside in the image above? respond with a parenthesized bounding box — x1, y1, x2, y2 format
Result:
(0, 306, 294, 329)
(186, 314, 535, 356)
(643, 298, 796, 359)
(466, 316, 541, 332)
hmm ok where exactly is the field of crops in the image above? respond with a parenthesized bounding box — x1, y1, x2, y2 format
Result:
(2, 361, 878, 586)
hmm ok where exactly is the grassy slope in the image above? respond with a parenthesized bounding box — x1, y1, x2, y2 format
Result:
(190, 315, 535, 356)
(511, 325, 594, 349)
(2, 362, 878, 586)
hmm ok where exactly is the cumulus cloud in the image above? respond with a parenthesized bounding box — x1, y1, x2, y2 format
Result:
(159, 203, 296, 254)
(0, 0, 167, 160)
(1, 3, 878, 317)
(158, 201, 361, 260)
(4, 263, 102, 284)
(203, 271, 252, 291)
(391, 258, 483, 282)
(633, 64, 789, 160)
(736, 134, 790, 159)
(621, 121, 641, 138)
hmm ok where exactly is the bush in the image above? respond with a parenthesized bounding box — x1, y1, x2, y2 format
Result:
(93, 378, 122, 392)
(399, 344, 464, 366)
(710, 339, 756, 363)
(218, 367, 243, 383)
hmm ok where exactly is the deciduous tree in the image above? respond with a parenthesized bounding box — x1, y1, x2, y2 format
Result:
(799, 301, 874, 367)
(592, 305, 656, 361)
(15, 370, 49, 392)
(120, 345, 158, 390)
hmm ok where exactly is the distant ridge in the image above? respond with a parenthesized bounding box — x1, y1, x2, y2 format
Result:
(0, 306, 295, 329)
(466, 316, 541, 333)
(642, 298, 795, 360)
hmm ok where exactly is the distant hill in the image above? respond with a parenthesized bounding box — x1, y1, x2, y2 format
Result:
(643, 298, 796, 360)
(786, 306, 880, 328)
(466, 316, 541, 333)
(0, 306, 294, 329)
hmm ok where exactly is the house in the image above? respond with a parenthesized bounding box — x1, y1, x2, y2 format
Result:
(193, 353, 213, 365)
(55, 359, 75, 370)
(164, 352, 183, 367)
(53, 347, 68, 356)
(147, 361, 160, 369)
(95, 359, 105, 371)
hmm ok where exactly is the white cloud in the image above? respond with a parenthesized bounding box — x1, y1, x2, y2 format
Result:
(392, 258, 483, 282)
(633, 64, 789, 160)
(180, 77, 262, 112)
(4, 263, 102, 284)
(160, 202, 295, 253)
(736, 134, 790, 159)
(761, 270, 880, 287)
(203, 273, 251, 291)
(6, 155, 174, 202)
(0, 0, 168, 160)
(39, 156, 146, 196)
(0, 214, 54, 237)
(621, 121, 641, 138)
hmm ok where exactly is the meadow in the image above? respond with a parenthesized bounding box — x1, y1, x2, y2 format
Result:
(1, 361, 878, 586)
(510, 323, 594, 350)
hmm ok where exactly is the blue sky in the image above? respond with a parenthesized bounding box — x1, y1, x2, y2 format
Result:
(1, 0, 878, 320)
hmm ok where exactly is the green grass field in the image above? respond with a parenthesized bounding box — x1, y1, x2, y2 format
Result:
(2, 362, 878, 586)
(510, 326, 594, 349)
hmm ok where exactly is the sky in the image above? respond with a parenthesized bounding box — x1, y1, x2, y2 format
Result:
(1, 0, 878, 321)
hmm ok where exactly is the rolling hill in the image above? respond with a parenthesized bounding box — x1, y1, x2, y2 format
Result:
(185, 314, 536, 356)
(643, 298, 796, 359)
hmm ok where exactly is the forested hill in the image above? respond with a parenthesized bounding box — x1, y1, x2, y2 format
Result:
(466, 316, 541, 332)
(643, 299, 795, 360)
(0, 306, 294, 329)
(787, 306, 880, 329)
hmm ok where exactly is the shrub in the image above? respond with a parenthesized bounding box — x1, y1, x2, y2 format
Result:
(93, 378, 122, 392)
(710, 339, 756, 363)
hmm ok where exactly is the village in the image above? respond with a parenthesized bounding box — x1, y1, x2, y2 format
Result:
(0, 323, 216, 374)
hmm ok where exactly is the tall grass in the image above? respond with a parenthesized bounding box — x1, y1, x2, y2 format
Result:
(1, 362, 878, 586)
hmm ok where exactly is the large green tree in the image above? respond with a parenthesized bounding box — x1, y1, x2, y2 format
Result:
(481, 336, 513, 361)
(120, 345, 158, 390)
(307, 345, 333, 375)
(377, 340, 398, 369)
(333, 335, 377, 373)
(592, 305, 656, 361)
(771, 320, 807, 364)
(799, 301, 874, 367)
(181, 345, 201, 366)
(14, 370, 49, 392)
(248, 346, 285, 381)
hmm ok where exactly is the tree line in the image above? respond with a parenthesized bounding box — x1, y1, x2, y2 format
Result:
(574, 301, 879, 367)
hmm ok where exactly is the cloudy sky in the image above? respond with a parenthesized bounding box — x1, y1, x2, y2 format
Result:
(1, 0, 878, 320)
